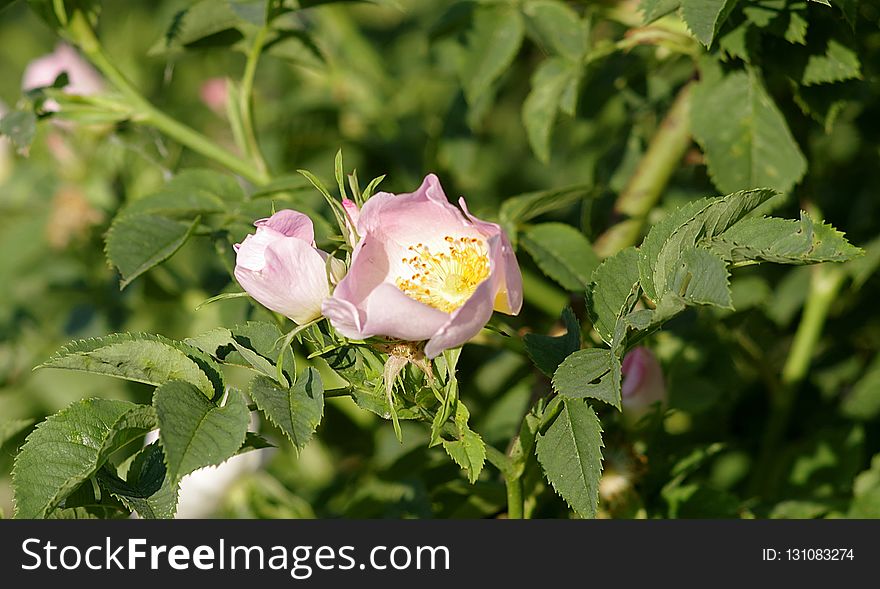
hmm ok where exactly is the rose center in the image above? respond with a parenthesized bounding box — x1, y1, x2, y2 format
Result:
(395, 236, 490, 313)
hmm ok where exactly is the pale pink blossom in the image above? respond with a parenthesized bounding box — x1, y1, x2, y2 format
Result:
(22, 43, 104, 111)
(621, 347, 667, 420)
(234, 210, 345, 325)
(199, 77, 228, 115)
(322, 174, 523, 358)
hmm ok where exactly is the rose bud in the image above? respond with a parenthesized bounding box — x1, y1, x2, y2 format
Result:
(22, 43, 104, 111)
(620, 347, 667, 422)
(234, 209, 345, 325)
(199, 77, 229, 115)
(322, 174, 523, 358)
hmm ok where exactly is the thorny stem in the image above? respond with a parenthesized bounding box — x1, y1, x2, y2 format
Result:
(67, 11, 270, 186)
(593, 83, 694, 258)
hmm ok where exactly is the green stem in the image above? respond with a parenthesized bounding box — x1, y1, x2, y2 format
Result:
(594, 83, 693, 258)
(781, 265, 844, 387)
(67, 11, 269, 186)
(484, 444, 513, 475)
(239, 25, 270, 177)
(749, 264, 845, 497)
(505, 474, 524, 519)
(484, 438, 526, 518)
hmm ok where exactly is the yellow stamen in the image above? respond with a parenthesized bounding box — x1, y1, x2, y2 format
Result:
(396, 236, 490, 313)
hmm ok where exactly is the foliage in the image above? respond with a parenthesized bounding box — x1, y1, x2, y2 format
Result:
(0, 0, 878, 520)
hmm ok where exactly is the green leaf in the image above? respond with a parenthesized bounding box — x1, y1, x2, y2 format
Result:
(784, 9, 808, 45)
(588, 247, 641, 345)
(240, 432, 275, 453)
(228, 0, 265, 25)
(841, 355, 880, 421)
(154, 382, 249, 483)
(440, 403, 486, 484)
(105, 213, 200, 289)
(670, 247, 733, 308)
(249, 368, 324, 451)
(0, 418, 34, 450)
(39, 333, 224, 400)
(0, 109, 36, 154)
(500, 184, 591, 243)
(149, 0, 245, 55)
(123, 169, 244, 217)
(520, 222, 599, 291)
(96, 443, 179, 519)
(460, 5, 524, 104)
(831, 0, 859, 30)
(638, 188, 776, 301)
(12, 399, 156, 519)
(265, 30, 325, 69)
(849, 454, 880, 518)
(524, 0, 588, 61)
(639, 0, 681, 24)
(846, 235, 880, 289)
(524, 307, 581, 376)
(802, 39, 862, 86)
(705, 212, 863, 264)
(680, 0, 738, 47)
(536, 398, 604, 518)
(522, 57, 580, 163)
(552, 348, 621, 409)
(44, 506, 126, 519)
(691, 68, 807, 195)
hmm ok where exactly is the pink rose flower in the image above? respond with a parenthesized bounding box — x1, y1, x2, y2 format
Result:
(234, 210, 344, 325)
(22, 43, 104, 111)
(322, 174, 523, 358)
(621, 347, 667, 420)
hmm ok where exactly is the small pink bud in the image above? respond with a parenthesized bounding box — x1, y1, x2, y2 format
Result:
(234, 210, 344, 325)
(199, 77, 229, 115)
(621, 347, 667, 421)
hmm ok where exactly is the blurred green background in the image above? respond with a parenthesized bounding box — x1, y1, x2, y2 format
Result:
(1, 0, 879, 518)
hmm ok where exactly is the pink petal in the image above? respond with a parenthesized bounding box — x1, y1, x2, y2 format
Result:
(200, 77, 228, 114)
(321, 296, 364, 338)
(424, 274, 497, 358)
(359, 283, 449, 341)
(23, 43, 104, 96)
(621, 347, 667, 417)
(459, 198, 523, 315)
(358, 174, 476, 249)
(254, 209, 315, 243)
(234, 236, 330, 325)
(234, 229, 279, 272)
(325, 235, 448, 341)
(341, 198, 360, 246)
